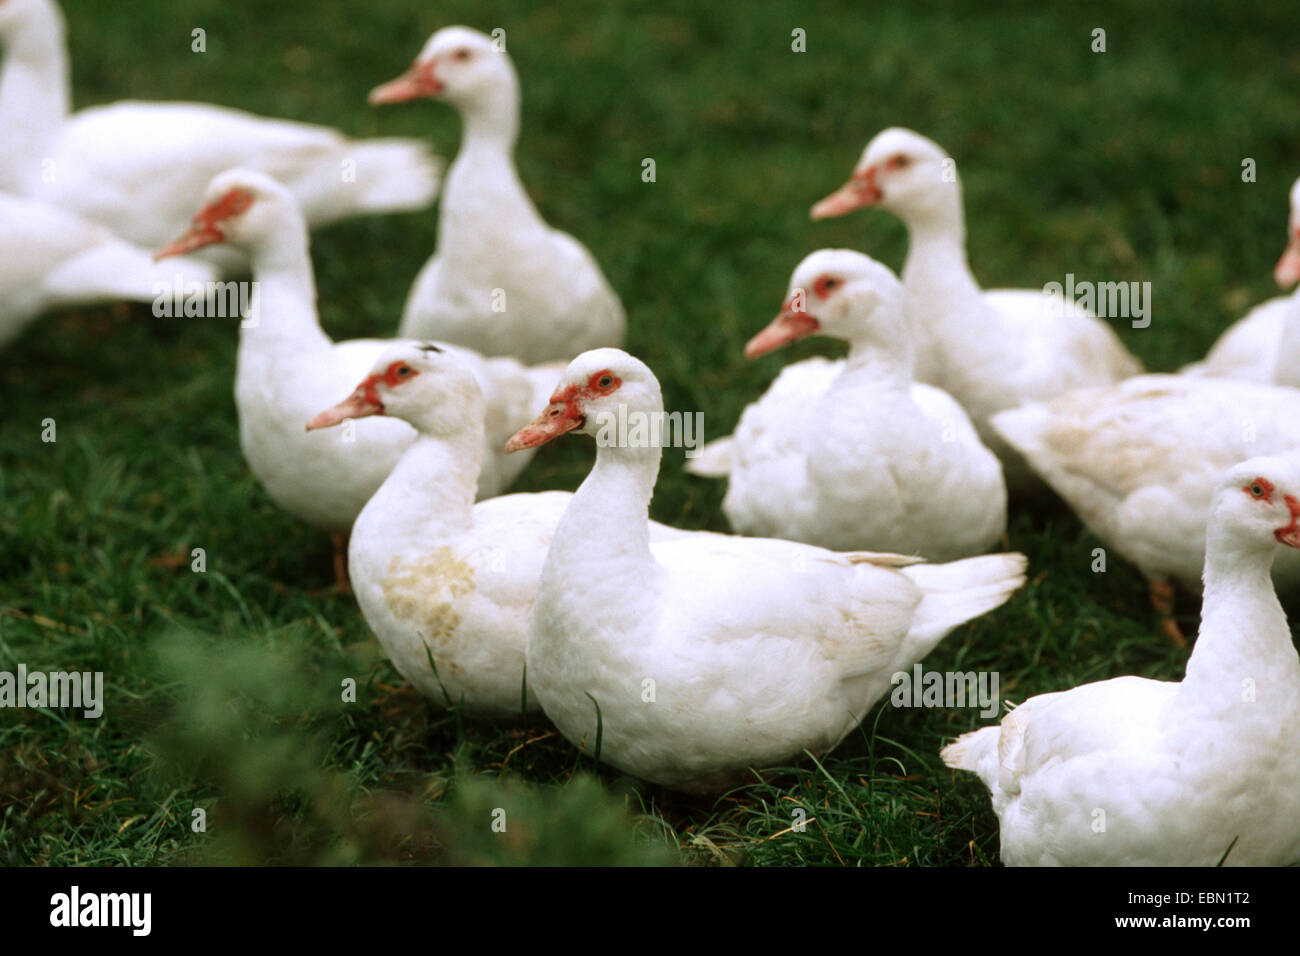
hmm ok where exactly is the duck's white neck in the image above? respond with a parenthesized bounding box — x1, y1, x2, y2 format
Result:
(457, 83, 520, 154)
(0, 0, 70, 192)
(438, 87, 540, 249)
(897, 190, 983, 307)
(237, 218, 327, 353)
(357, 422, 482, 545)
(551, 435, 659, 569)
(1271, 288, 1300, 388)
(837, 306, 916, 390)
(1183, 537, 1300, 701)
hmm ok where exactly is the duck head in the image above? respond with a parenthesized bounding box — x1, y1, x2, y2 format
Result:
(505, 348, 662, 452)
(306, 342, 483, 436)
(369, 25, 517, 116)
(1211, 456, 1300, 553)
(745, 248, 907, 358)
(155, 167, 299, 259)
(811, 127, 957, 224)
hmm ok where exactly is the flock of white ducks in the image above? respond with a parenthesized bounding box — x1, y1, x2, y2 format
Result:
(9, 2, 1300, 866)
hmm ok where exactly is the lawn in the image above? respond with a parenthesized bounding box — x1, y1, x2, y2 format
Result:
(3, 0, 1299, 865)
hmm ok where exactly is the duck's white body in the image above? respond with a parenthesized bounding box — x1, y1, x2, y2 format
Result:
(373, 26, 624, 363)
(353, 489, 566, 713)
(0, 191, 216, 346)
(516, 349, 1027, 793)
(691, 250, 1006, 561)
(812, 129, 1142, 493)
(992, 374, 1300, 591)
(710, 364, 1005, 560)
(943, 458, 1300, 866)
(0, 0, 439, 262)
(160, 169, 559, 533)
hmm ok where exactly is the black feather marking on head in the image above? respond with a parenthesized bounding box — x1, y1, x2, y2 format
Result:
(418, 342, 444, 354)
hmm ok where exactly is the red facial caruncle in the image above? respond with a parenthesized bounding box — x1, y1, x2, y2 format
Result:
(1243, 476, 1275, 503)
(155, 187, 255, 260)
(504, 370, 622, 452)
(305, 361, 419, 431)
(884, 152, 909, 172)
(1243, 476, 1300, 547)
(811, 273, 843, 300)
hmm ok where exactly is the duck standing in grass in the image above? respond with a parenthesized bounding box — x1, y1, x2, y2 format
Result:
(370, 26, 625, 363)
(942, 457, 1300, 866)
(689, 249, 1006, 561)
(507, 348, 1026, 793)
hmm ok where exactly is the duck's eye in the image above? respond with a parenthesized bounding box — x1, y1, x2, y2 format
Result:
(398, 366, 413, 377)
(813, 275, 841, 299)
(598, 375, 613, 388)
(887, 154, 910, 170)
(452, 48, 472, 61)
(1251, 482, 1264, 497)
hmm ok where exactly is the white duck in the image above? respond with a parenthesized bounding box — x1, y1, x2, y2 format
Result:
(0, 190, 216, 346)
(991, 374, 1300, 643)
(943, 456, 1300, 866)
(811, 127, 1143, 493)
(505, 348, 1027, 793)
(688, 249, 1006, 561)
(308, 343, 723, 712)
(0, 0, 439, 263)
(369, 26, 625, 363)
(155, 169, 561, 581)
(1183, 176, 1300, 386)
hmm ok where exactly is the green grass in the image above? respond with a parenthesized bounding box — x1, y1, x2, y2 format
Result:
(3, 0, 1299, 865)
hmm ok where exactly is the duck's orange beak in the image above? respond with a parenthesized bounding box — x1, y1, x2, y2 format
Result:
(155, 187, 254, 260)
(810, 168, 882, 221)
(506, 388, 584, 452)
(370, 60, 443, 104)
(744, 303, 821, 359)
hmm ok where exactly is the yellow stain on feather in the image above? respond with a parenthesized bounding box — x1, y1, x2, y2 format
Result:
(381, 548, 476, 673)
